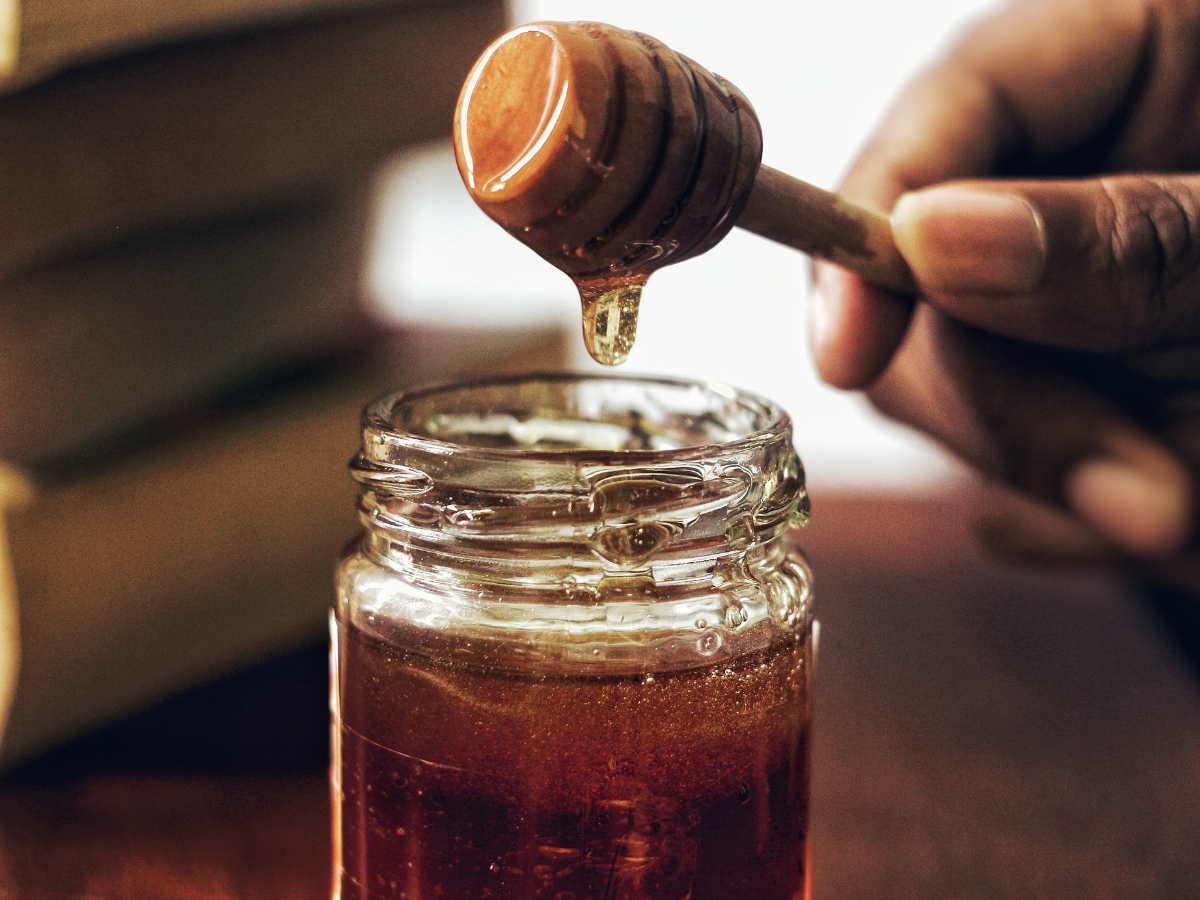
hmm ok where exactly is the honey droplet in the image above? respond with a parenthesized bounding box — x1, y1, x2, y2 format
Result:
(577, 276, 646, 366)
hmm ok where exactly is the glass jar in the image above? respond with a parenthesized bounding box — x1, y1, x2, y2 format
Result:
(332, 373, 814, 900)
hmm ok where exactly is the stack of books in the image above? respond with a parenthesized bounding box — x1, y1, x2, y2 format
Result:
(0, 0, 569, 766)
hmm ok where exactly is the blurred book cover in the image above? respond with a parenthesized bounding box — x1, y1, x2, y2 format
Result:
(0, 0, 572, 765)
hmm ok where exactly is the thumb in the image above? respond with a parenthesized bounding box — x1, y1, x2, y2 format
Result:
(890, 174, 1200, 351)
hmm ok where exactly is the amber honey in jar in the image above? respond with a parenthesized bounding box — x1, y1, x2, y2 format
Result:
(333, 374, 814, 900)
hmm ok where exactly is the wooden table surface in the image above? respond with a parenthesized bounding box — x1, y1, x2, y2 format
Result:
(2, 489, 1198, 899)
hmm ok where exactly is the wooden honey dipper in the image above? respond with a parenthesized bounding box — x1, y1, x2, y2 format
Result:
(454, 20, 915, 365)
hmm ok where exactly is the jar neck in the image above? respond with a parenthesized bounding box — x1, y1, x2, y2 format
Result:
(355, 470, 802, 603)
(344, 376, 813, 675)
(350, 375, 810, 600)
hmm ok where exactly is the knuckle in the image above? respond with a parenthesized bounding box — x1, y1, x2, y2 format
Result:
(1098, 176, 1200, 336)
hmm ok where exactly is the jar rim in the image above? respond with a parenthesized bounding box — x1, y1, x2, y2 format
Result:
(361, 371, 791, 464)
(351, 372, 810, 601)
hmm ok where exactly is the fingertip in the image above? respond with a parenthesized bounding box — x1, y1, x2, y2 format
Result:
(809, 263, 914, 390)
(1065, 446, 1193, 560)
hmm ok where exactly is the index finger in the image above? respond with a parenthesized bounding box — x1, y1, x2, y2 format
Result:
(841, 0, 1149, 210)
(812, 0, 1149, 388)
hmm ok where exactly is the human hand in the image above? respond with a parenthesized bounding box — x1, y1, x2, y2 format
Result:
(811, 0, 1200, 569)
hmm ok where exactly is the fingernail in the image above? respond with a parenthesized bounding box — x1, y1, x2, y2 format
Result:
(892, 187, 1046, 294)
(1066, 458, 1190, 558)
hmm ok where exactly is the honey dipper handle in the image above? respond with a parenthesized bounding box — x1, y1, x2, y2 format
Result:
(737, 165, 916, 295)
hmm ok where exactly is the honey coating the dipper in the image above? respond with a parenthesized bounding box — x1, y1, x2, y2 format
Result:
(454, 21, 763, 365)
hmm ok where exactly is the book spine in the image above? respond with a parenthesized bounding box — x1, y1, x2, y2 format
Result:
(0, 0, 16, 79)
